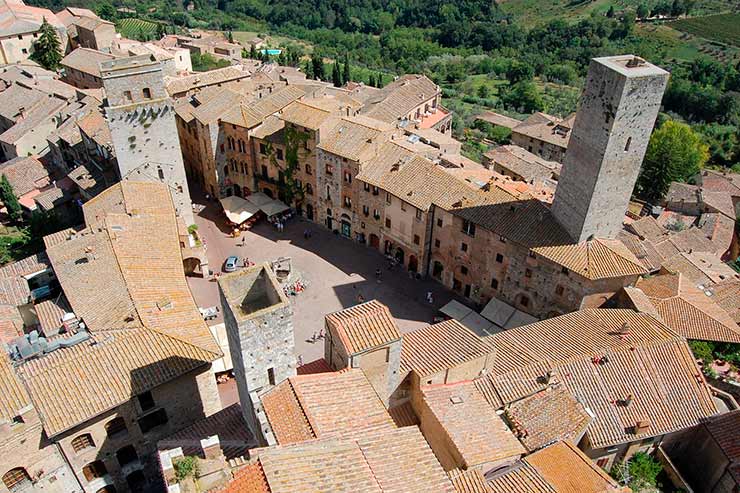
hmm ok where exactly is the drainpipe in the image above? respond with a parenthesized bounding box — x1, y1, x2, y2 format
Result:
(423, 205, 436, 278)
(55, 441, 85, 493)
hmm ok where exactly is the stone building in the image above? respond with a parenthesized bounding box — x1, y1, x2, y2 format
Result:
(0, 0, 68, 64)
(101, 55, 194, 225)
(0, 182, 222, 493)
(510, 112, 574, 163)
(60, 47, 117, 89)
(551, 55, 669, 242)
(218, 263, 296, 445)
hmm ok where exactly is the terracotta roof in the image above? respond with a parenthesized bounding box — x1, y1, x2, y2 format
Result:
(218, 463, 270, 493)
(362, 74, 439, 123)
(421, 381, 525, 467)
(192, 88, 244, 124)
(698, 212, 735, 256)
(662, 251, 740, 287)
(0, 82, 47, 122)
(165, 66, 251, 96)
(635, 273, 740, 343)
(23, 181, 220, 436)
(67, 163, 107, 196)
(487, 461, 555, 493)
(261, 369, 396, 445)
(388, 401, 419, 427)
(484, 145, 561, 183)
(0, 0, 65, 36)
(511, 112, 574, 149)
(247, 426, 455, 493)
(713, 279, 740, 324)
(0, 352, 30, 422)
(475, 111, 522, 129)
(400, 319, 494, 377)
(60, 47, 116, 77)
(486, 309, 717, 448)
(325, 300, 400, 354)
(626, 216, 667, 241)
(0, 155, 49, 196)
(700, 169, 740, 196)
(0, 252, 49, 306)
(0, 96, 66, 145)
(703, 409, 740, 482)
(317, 117, 386, 162)
(296, 357, 332, 375)
(159, 403, 254, 460)
(77, 109, 112, 147)
(33, 293, 71, 335)
(503, 386, 591, 451)
(280, 100, 332, 130)
(223, 85, 305, 128)
(449, 468, 489, 493)
(617, 230, 663, 272)
(532, 238, 647, 280)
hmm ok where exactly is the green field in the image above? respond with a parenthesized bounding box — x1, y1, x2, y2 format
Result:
(671, 13, 740, 47)
(116, 18, 159, 40)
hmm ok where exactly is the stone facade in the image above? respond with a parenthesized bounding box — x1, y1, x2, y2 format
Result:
(102, 55, 193, 224)
(218, 265, 296, 444)
(551, 56, 669, 242)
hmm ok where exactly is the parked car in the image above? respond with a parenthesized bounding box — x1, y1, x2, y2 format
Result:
(200, 306, 219, 320)
(224, 255, 239, 272)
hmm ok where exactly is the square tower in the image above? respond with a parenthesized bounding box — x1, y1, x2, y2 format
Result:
(101, 55, 194, 224)
(218, 264, 296, 439)
(551, 55, 669, 242)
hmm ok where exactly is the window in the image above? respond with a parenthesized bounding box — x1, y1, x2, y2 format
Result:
(413, 235, 420, 245)
(259, 143, 267, 155)
(461, 242, 468, 252)
(137, 391, 155, 412)
(462, 220, 476, 237)
(261, 165, 268, 179)
(306, 184, 313, 195)
(385, 218, 391, 228)
(499, 236, 507, 243)
(561, 267, 569, 275)
(437, 218, 443, 227)
(372, 186, 379, 195)
(416, 209, 422, 221)
(305, 164, 312, 175)
(344, 171, 352, 183)
(325, 163, 333, 175)
(82, 461, 107, 481)
(105, 417, 127, 438)
(555, 285, 564, 296)
(363, 182, 370, 192)
(3, 468, 31, 492)
(72, 433, 95, 453)
(157, 168, 164, 180)
(386, 192, 391, 204)
(434, 239, 440, 248)
(276, 149, 283, 161)
(528, 251, 536, 259)
(596, 457, 609, 469)
(519, 295, 530, 308)
(223, 165, 229, 177)
(343, 196, 351, 208)
(373, 209, 380, 219)
(124, 90, 132, 102)
(268, 367, 275, 385)
(326, 185, 331, 200)
(432, 261, 443, 279)
(21, 47, 27, 55)
(142, 87, 151, 99)
(239, 139, 246, 153)
(460, 266, 468, 275)
(525, 269, 532, 278)
(116, 446, 138, 467)
(491, 278, 499, 289)
(400, 201, 406, 211)
(126, 470, 146, 491)
(278, 171, 285, 183)
(138, 409, 168, 433)
(363, 205, 369, 216)
(495, 253, 504, 263)
(624, 137, 631, 152)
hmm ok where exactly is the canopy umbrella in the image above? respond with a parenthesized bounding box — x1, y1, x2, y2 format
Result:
(219, 196, 259, 224)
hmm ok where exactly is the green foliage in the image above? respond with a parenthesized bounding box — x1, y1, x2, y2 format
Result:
(331, 62, 342, 87)
(96, 2, 117, 21)
(689, 340, 715, 364)
(611, 453, 662, 491)
(635, 120, 709, 203)
(275, 125, 308, 206)
(0, 175, 21, 223)
(187, 224, 199, 234)
(343, 53, 351, 84)
(311, 53, 325, 80)
(671, 14, 740, 47)
(29, 17, 62, 70)
(117, 18, 159, 40)
(636, 4, 649, 18)
(501, 81, 544, 113)
(192, 52, 231, 72)
(173, 456, 199, 481)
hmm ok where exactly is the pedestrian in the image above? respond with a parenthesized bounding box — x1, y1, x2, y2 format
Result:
(297, 354, 303, 367)
(375, 268, 382, 282)
(426, 291, 433, 304)
(303, 230, 308, 239)
(357, 293, 365, 303)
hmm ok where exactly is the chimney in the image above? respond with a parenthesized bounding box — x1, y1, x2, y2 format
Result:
(635, 419, 651, 433)
(200, 435, 223, 460)
(619, 321, 631, 338)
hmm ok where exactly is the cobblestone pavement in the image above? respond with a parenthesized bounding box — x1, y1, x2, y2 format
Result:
(187, 195, 460, 364)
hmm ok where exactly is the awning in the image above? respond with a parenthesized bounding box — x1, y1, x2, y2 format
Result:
(439, 300, 500, 337)
(480, 297, 538, 331)
(260, 199, 290, 217)
(245, 192, 273, 208)
(440, 300, 473, 320)
(220, 196, 259, 224)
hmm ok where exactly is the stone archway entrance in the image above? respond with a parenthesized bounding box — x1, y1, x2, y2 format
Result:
(183, 257, 202, 276)
(395, 247, 404, 265)
(408, 255, 418, 273)
(369, 234, 380, 249)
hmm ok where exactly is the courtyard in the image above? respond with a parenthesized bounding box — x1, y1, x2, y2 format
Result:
(186, 195, 461, 366)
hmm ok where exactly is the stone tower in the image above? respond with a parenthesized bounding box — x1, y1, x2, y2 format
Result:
(101, 55, 193, 225)
(218, 264, 296, 442)
(551, 55, 669, 242)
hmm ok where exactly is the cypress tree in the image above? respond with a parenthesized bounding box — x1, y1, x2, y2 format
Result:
(30, 17, 62, 70)
(342, 53, 350, 84)
(332, 62, 342, 87)
(249, 44, 257, 59)
(0, 175, 22, 223)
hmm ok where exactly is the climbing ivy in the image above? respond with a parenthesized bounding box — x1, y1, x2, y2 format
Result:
(268, 125, 308, 206)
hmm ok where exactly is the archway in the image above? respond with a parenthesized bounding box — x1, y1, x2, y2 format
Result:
(369, 234, 380, 249)
(408, 255, 418, 273)
(306, 204, 314, 220)
(432, 261, 443, 279)
(262, 188, 274, 199)
(395, 247, 404, 265)
(233, 184, 242, 197)
(183, 257, 201, 276)
(340, 214, 351, 238)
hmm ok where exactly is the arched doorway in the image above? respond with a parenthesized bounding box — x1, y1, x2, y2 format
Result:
(82, 461, 108, 482)
(408, 255, 418, 273)
(263, 188, 274, 199)
(340, 214, 351, 238)
(233, 184, 242, 197)
(243, 186, 251, 197)
(432, 261, 443, 279)
(183, 257, 201, 276)
(326, 208, 333, 230)
(369, 234, 380, 249)
(306, 204, 314, 220)
(395, 247, 404, 265)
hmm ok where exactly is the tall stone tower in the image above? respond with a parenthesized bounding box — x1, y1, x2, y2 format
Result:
(551, 55, 669, 242)
(101, 55, 193, 225)
(218, 264, 296, 443)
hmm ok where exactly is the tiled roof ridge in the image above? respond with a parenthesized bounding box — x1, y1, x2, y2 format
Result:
(294, 99, 331, 114)
(594, 238, 646, 272)
(286, 376, 319, 439)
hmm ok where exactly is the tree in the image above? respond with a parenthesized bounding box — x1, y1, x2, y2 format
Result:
(156, 23, 167, 39)
(502, 81, 543, 113)
(505, 60, 534, 84)
(342, 53, 351, 84)
(96, 2, 117, 21)
(227, 30, 234, 43)
(635, 120, 709, 203)
(670, 0, 684, 17)
(249, 44, 257, 59)
(636, 4, 649, 18)
(29, 17, 62, 70)
(331, 62, 342, 87)
(477, 84, 490, 98)
(368, 74, 375, 87)
(376, 71, 383, 87)
(0, 175, 21, 223)
(606, 6, 615, 17)
(311, 53, 325, 80)
(611, 453, 662, 490)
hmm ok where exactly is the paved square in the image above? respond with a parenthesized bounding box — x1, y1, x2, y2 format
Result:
(187, 199, 459, 363)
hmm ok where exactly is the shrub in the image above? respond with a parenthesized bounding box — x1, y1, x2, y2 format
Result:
(174, 456, 199, 481)
(611, 452, 662, 490)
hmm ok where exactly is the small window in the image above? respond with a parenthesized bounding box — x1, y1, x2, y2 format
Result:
(386, 192, 391, 204)
(124, 90, 132, 102)
(413, 235, 420, 245)
(461, 242, 468, 252)
(372, 186, 379, 195)
(385, 218, 391, 228)
(21, 48, 28, 54)
(363, 182, 370, 192)
(596, 457, 609, 469)
(138, 409, 168, 434)
(528, 251, 536, 259)
(561, 267, 569, 275)
(437, 218, 443, 227)
(462, 220, 476, 237)
(555, 285, 564, 296)
(495, 253, 504, 263)
(460, 266, 468, 275)
(373, 209, 380, 219)
(72, 433, 95, 453)
(343, 196, 351, 208)
(261, 165, 268, 178)
(137, 391, 155, 412)
(259, 143, 267, 155)
(525, 269, 532, 278)
(491, 278, 499, 289)
(434, 239, 440, 248)
(157, 168, 164, 180)
(326, 163, 333, 175)
(105, 417, 127, 438)
(416, 209, 422, 221)
(276, 149, 283, 161)
(142, 87, 151, 99)
(344, 171, 352, 183)
(268, 368, 275, 385)
(519, 295, 530, 308)
(82, 461, 107, 482)
(363, 205, 369, 216)
(499, 236, 507, 243)
(400, 201, 406, 211)
(306, 184, 313, 195)
(625, 137, 631, 152)
(116, 445, 138, 467)
(306, 164, 312, 175)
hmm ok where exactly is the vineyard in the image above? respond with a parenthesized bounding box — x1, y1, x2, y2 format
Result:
(116, 18, 159, 40)
(671, 13, 740, 47)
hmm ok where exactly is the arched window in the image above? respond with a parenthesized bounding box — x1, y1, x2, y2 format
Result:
(105, 417, 127, 438)
(71, 433, 95, 453)
(82, 461, 107, 481)
(116, 445, 138, 467)
(306, 183, 313, 195)
(96, 487, 117, 493)
(223, 165, 229, 177)
(3, 468, 31, 491)
(305, 164, 312, 175)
